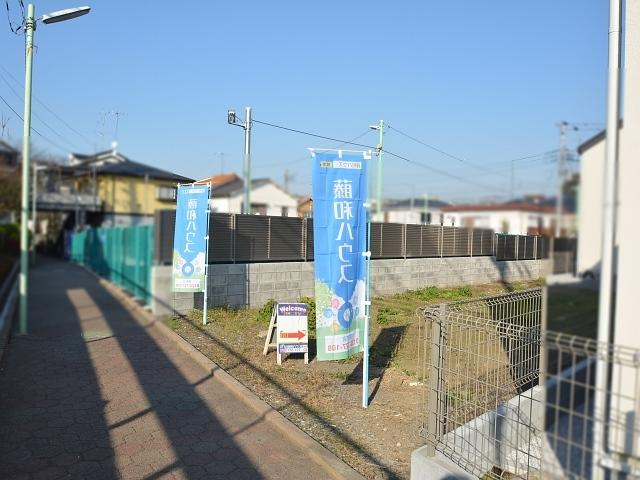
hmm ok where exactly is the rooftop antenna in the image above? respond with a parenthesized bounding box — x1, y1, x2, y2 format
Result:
(0, 114, 9, 137)
(112, 110, 124, 141)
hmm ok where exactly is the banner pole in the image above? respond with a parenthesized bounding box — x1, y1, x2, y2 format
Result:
(362, 159, 372, 408)
(202, 182, 212, 326)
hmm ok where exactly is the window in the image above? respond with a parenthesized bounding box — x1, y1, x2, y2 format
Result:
(281, 206, 288, 217)
(420, 212, 432, 224)
(156, 185, 176, 201)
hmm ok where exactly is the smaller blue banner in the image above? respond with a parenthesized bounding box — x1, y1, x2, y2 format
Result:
(172, 185, 210, 292)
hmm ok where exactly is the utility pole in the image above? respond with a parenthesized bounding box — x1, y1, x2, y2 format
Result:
(510, 159, 515, 200)
(555, 121, 568, 237)
(19, 4, 35, 335)
(31, 165, 46, 264)
(370, 120, 384, 220)
(284, 169, 294, 193)
(423, 193, 429, 224)
(244, 107, 252, 214)
(409, 189, 415, 224)
(228, 107, 252, 214)
(31, 163, 37, 264)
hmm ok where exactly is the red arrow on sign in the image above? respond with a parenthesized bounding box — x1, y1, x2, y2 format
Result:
(280, 330, 306, 340)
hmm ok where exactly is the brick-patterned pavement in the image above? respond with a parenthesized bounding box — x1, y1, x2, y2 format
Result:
(0, 258, 347, 479)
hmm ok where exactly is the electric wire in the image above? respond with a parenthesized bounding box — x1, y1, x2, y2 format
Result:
(256, 129, 374, 169)
(386, 124, 509, 179)
(0, 70, 82, 151)
(252, 117, 509, 193)
(0, 65, 95, 148)
(4, 0, 23, 34)
(0, 92, 73, 153)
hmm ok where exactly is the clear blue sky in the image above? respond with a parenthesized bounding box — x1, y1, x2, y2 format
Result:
(0, 0, 608, 202)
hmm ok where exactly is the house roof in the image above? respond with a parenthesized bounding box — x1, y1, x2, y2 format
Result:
(91, 159, 194, 182)
(0, 140, 18, 155)
(577, 120, 623, 154)
(441, 200, 572, 214)
(384, 198, 449, 211)
(211, 176, 283, 197)
(69, 150, 194, 182)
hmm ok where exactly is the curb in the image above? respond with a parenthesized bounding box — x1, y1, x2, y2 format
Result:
(0, 261, 19, 363)
(94, 274, 364, 480)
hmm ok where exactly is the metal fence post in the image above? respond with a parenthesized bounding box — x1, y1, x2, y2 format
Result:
(469, 229, 474, 257)
(439, 226, 444, 259)
(427, 303, 446, 456)
(302, 217, 307, 261)
(232, 214, 237, 264)
(267, 216, 272, 260)
(403, 224, 407, 260)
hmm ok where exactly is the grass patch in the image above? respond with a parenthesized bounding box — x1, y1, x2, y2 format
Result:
(376, 306, 400, 325)
(548, 287, 598, 338)
(166, 317, 180, 330)
(257, 299, 277, 326)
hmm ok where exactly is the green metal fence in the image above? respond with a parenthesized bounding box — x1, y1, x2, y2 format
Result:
(71, 226, 154, 305)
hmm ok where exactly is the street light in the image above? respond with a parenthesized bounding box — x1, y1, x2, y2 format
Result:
(41, 6, 90, 24)
(19, 3, 91, 335)
(369, 120, 384, 221)
(228, 107, 252, 214)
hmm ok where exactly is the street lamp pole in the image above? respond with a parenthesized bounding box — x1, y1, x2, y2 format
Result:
(18, 4, 35, 335)
(18, 3, 91, 335)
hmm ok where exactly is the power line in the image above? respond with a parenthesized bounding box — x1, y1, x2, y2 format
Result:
(0, 65, 94, 148)
(256, 129, 374, 169)
(4, 0, 24, 34)
(251, 119, 376, 150)
(252, 117, 508, 193)
(0, 70, 82, 151)
(0, 93, 72, 153)
(386, 124, 509, 179)
(381, 148, 508, 193)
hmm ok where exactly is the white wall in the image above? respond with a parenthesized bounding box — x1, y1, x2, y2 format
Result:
(210, 197, 231, 214)
(386, 208, 443, 225)
(209, 182, 297, 216)
(577, 137, 606, 275)
(442, 210, 566, 235)
(251, 183, 297, 216)
(611, 2, 640, 457)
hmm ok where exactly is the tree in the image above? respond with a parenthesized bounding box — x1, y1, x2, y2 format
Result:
(0, 170, 20, 213)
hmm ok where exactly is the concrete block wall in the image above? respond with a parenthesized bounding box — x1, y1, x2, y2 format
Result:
(370, 257, 551, 296)
(151, 257, 552, 316)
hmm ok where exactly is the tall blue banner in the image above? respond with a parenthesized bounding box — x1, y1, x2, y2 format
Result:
(311, 150, 370, 361)
(172, 185, 210, 292)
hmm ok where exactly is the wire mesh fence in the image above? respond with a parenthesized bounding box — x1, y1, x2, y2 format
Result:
(416, 289, 640, 479)
(70, 226, 153, 304)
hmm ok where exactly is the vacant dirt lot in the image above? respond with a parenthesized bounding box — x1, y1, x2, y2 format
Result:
(167, 279, 594, 479)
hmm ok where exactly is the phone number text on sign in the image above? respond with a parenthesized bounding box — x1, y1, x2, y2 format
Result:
(324, 330, 360, 354)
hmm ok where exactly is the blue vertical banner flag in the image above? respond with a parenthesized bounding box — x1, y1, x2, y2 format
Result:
(311, 150, 370, 361)
(172, 185, 211, 292)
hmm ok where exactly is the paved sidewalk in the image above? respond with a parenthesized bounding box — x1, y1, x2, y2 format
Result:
(0, 257, 355, 479)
